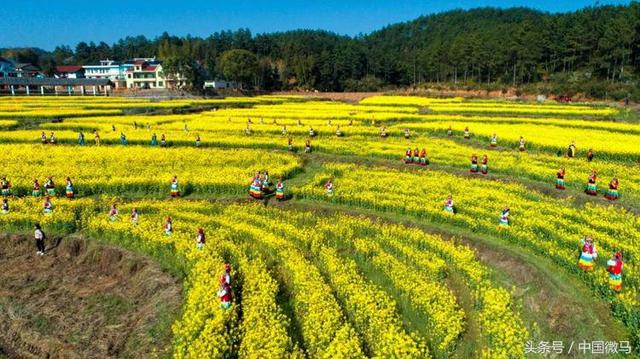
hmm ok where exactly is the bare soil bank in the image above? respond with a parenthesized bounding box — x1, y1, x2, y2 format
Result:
(0, 235, 181, 359)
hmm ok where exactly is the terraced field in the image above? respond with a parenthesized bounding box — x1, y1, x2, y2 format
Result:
(0, 95, 637, 358)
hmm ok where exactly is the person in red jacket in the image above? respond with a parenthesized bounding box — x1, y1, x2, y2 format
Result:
(607, 252, 623, 292)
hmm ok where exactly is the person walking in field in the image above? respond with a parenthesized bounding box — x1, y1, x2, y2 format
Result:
(404, 128, 410, 139)
(480, 154, 488, 175)
(34, 223, 46, 256)
(109, 204, 118, 222)
(325, 179, 334, 196)
(195, 134, 201, 147)
(41, 131, 47, 145)
(43, 196, 53, 214)
(309, 127, 316, 137)
(94, 130, 101, 146)
(2, 199, 8, 214)
(32, 178, 41, 197)
(447, 125, 453, 137)
(463, 126, 470, 139)
(556, 167, 566, 190)
(196, 227, 205, 250)
(518, 136, 526, 152)
(217, 275, 233, 310)
(282, 125, 288, 136)
(607, 252, 623, 292)
(164, 216, 173, 236)
(120, 132, 128, 145)
(65, 177, 75, 199)
(171, 175, 180, 198)
(151, 133, 158, 146)
(1, 176, 12, 196)
(498, 207, 510, 229)
(604, 178, 620, 200)
(130, 208, 139, 224)
(44, 177, 56, 196)
(304, 139, 312, 153)
(490, 133, 497, 147)
(585, 170, 598, 196)
(78, 131, 85, 145)
(470, 154, 479, 173)
(578, 236, 597, 271)
(336, 126, 343, 137)
(160, 134, 167, 147)
(275, 179, 286, 201)
(587, 148, 594, 162)
(49, 132, 56, 145)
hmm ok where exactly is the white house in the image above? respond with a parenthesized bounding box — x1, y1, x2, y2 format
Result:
(83, 59, 132, 88)
(203, 80, 238, 90)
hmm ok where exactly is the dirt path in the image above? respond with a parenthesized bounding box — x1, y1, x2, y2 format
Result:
(0, 235, 182, 359)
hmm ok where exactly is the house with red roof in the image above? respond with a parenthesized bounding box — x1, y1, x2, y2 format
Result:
(54, 65, 85, 79)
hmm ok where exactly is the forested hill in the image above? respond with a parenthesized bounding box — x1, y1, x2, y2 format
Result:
(3, 4, 640, 98)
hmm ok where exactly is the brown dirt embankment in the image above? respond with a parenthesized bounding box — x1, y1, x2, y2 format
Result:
(0, 235, 181, 358)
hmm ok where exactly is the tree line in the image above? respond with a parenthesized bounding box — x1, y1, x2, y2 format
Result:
(3, 4, 640, 98)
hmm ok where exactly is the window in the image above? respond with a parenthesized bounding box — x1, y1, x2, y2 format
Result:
(158, 81, 163, 87)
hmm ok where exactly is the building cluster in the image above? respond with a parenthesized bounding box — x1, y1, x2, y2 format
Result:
(0, 56, 186, 90)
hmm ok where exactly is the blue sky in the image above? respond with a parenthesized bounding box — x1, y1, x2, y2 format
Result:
(0, 0, 630, 50)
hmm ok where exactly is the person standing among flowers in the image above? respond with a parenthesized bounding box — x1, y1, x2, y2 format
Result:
(1, 198, 8, 214)
(325, 179, 334, 196)
(585, 170, 598, 196)
(41, 131, 47, 145)
(196, 227, 205, 250)
(480, 155, 489, 175)
(404, 148, 413, 164)
(44, 177, 56, 197)
(43, 196, 53, 214)
(275, 179, 286, 201)
(604, 178, 620, 200)
(578, 236, 597, 271)
(170, 175, 180, 198)
(1, 176, 11, 196)
(463, 126, 470, 139)
(108, 204, 118, 222)
(443, 195, 455, 215)
(607, 252, 623, 292)
(130, 208, 139, 224)
(151, 133, 158, 146)
(556, 167, 566, 190)
(164, 216, 173, 236)
(490, 133, 497, 147)
(221, 264, 232, 285)
(470, 154, 479, 173)
(32, 178, 41, 197)
(498, 207, 510, 229)
(305, 139, 312, 153)
(94, 130, 101, 146)
(217, 275, 233, 310)
(65, 177, 75, 199)
(419, 148, 429, 166)
(518, 136, 526, 152)
(78, 131, 85, 145)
